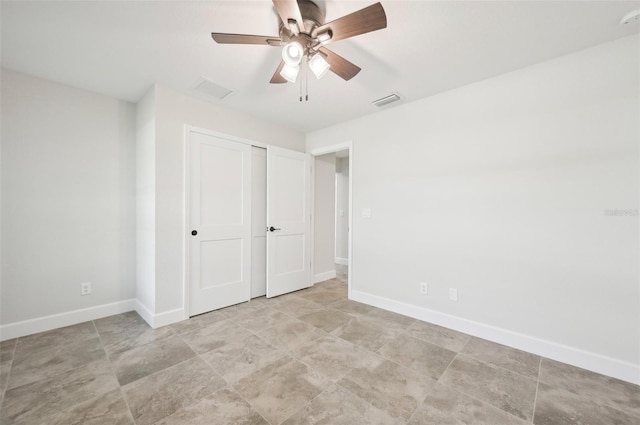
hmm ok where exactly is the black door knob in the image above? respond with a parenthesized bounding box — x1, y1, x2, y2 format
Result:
(268, 226, 282, 232)
(191, 230, 197, 236)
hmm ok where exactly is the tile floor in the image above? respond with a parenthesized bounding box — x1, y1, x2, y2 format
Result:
(1, 278, 639, 425)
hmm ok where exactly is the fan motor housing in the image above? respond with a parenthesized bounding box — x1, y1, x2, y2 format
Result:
(278, 0, 324, 40)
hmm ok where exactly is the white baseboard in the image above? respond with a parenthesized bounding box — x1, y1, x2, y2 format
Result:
(134, 299, 155, 327)
(314, 270, 337, 283)
(350, 289, 640, 385)
(0, 299, 135, 341)
(335, 257, 349, 266)
(134, 299, 185, 329)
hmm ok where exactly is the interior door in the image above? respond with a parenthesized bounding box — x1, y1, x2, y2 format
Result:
(266, 146, 312, 297)
(189, 131, 251, 315)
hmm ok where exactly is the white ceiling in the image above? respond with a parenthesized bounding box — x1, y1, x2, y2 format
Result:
(2, 1, 638, 132)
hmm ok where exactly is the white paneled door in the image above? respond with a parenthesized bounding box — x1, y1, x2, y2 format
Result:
(266, 146, 312, 297)
(189, 132, 251, 316)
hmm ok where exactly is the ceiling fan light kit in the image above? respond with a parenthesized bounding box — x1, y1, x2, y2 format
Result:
(308, 53, 330, 79)
(280, 63, 301, 83)
(282, 41, 304, 66)
(211, 0, 387, 98)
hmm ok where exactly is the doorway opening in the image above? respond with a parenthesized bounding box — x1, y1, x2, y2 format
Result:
(334, 150, 349, 285)
(310, 142, 352, 297)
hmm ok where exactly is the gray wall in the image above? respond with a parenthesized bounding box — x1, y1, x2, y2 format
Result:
(1, 69, 136, 325)
(313, 153, 336, 281)
(306, 35, 640, 381)
(335, 156, 349, 263)
(135, 87, 156, 313)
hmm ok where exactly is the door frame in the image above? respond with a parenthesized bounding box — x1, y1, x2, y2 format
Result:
(308, 141, 353, 298)
(183, 125, 267, 319)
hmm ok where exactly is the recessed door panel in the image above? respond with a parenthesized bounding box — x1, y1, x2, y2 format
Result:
(200, 239, 243, 289)
(273, 156, 305, 223)
(199, 144, 244, 226)
(275, 234, 305, 275)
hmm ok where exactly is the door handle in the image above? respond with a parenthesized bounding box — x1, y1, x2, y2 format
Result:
(191, 230, 197, 236)
(268, 226, 281, 232)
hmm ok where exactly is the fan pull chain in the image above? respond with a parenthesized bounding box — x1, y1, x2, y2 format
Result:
(298, 58, 310, 102)
(305, 61, 309, 101)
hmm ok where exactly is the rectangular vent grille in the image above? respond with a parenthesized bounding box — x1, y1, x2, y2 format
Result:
(193, 78, 233, 100)
(372, 93, 401, 107)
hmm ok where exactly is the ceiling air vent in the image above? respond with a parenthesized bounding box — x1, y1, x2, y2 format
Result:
(620, 9, 640, 25)
(192, 77, 233, 100)
(372, 93, 401, 107)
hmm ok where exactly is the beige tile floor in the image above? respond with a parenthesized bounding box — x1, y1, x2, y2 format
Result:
(1, 277, 639, 425)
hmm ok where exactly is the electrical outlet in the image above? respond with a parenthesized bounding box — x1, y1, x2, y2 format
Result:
(80, 282, 91, 296)
(449, 288, 458, 302)
(420, 282, 428, 295)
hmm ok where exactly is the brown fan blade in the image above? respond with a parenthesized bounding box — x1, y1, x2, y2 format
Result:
(270, 61, 287, 84)
(211, 33, 282, 46)
(272, 0, 305, 33)
(318, 47, 361, 81)
(313, 2, 387, 43)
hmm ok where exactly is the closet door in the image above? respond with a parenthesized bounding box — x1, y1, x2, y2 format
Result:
(188, 132, 251, 315)
(266, 146, 312, 297)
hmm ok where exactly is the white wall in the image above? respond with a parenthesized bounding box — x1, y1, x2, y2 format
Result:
(335, 156, 349, 263)
(306, 35, 640, 383)
(1, 69, 136, 336)
(135, 87, 156, 314)
(314, 153, 336, 282)
(151, 85, 305, 322)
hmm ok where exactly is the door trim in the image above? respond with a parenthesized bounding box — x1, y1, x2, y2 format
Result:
(183, 125, 266, 319)
(308, 141, 353, 299)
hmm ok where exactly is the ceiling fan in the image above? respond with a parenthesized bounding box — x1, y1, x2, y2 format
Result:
(211, 0, 387, 85)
